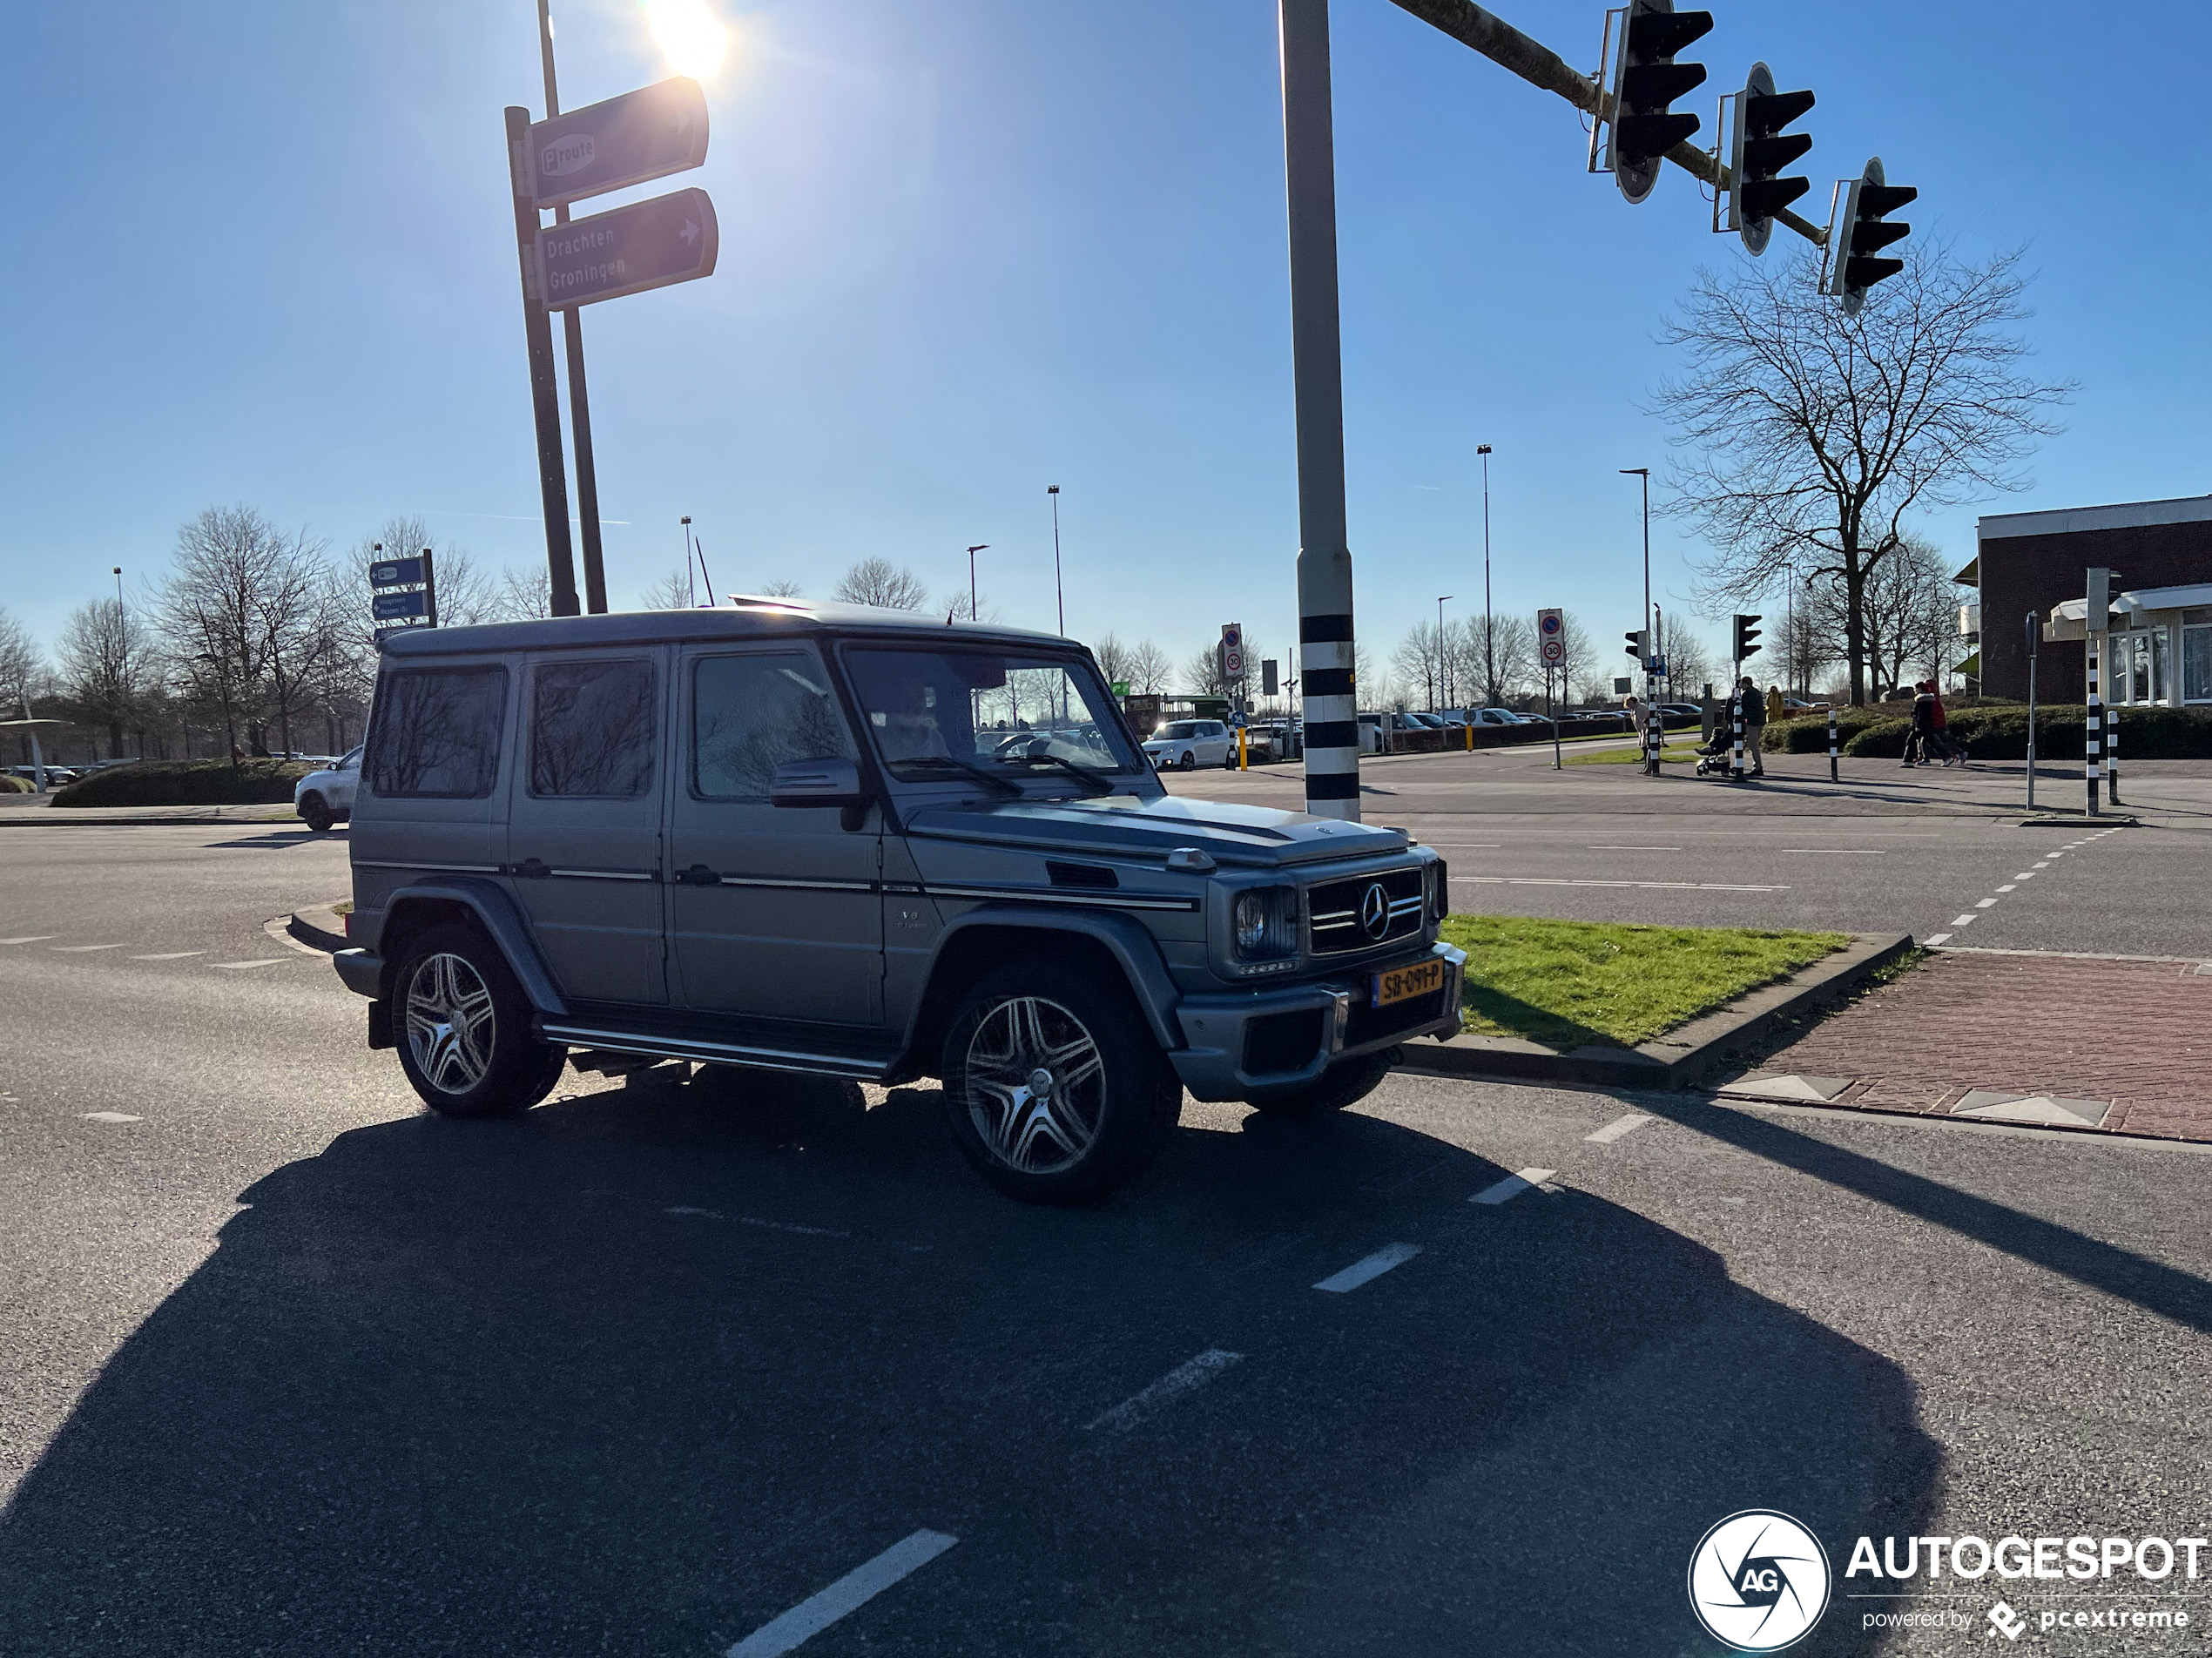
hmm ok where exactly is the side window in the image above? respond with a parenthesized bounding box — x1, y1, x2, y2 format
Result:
(692, 650, 859, 799)
(366, 666, 507, 798)
(530, 658, 657, 798)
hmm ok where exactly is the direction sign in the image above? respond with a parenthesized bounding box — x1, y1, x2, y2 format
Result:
(373, 590, 428, 622)
(536, 187, 718, 311)
(528, 78, 710, 211)
(1538, 607, 1565, 665)
(370, 556, 425, 589)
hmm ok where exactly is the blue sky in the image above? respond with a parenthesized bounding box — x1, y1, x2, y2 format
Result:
(1, 1, 2202, 689)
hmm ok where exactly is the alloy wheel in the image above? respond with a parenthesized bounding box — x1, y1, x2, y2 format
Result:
(961, 995, 1106, 1175)
(406, 952, 496, 1094)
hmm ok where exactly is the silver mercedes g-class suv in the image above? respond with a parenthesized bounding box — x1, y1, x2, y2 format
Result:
(332, 599, 1464, 1203)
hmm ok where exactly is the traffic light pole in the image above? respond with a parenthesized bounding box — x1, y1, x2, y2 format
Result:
(1280, 0, 1360, 822)
(503, 104, 582, 619)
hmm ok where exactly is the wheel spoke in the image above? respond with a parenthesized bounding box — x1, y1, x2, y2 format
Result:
(961, 994, 1108, 1176)
(407, 952, 495, 1094)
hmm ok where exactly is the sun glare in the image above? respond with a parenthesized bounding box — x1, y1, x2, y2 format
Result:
(647, 0, 728, 78)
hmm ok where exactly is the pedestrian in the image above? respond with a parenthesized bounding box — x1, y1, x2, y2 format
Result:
(1903, 681, 1935, 765)
(1738, 675, 1766, 776)
(1765, 684, 1786, 727)
(229, 741, 246, 767)
(1927, 681, 1964, 766)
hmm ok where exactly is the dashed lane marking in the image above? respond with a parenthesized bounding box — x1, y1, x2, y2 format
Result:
(1472, 1169, 1556, 1206)
(1586, 845, 1681, 851)
(82, 1112, 141, 1123)
(0, 936, 57, 946)
(130, 952, 205, 960)
(210, 959, 292, 971)
(1585, 1114, 1653, 1143)
(1975, 898, 1999, 908)
(51, 943, 124, 953)
(1453, 876, 1788, 893)
(1776, 848, 1887, 854)
(1083, 1349, 1244, 1433)
(1950, 915, 1977, 928)
(664, 1205, 850, 1239)
(1313, 1243, 1424, 1293)
(1924, 933, 1953, 946)
(725, 1530, 959, 1658)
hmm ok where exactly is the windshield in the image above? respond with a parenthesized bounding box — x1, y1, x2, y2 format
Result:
(842, 645, 1146, 786)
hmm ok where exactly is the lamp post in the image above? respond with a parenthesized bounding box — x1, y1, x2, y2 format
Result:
(1046, 485, 1064, 637)
(967, 545, 988, 620)
(680, 516, 693, 607)
(1436, 595, 1453, 713)
(1476, 443, 1493, 704)
(1620, 468, 1655, 776)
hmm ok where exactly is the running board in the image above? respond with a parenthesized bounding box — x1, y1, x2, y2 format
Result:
(539, 1021, 894, 1082)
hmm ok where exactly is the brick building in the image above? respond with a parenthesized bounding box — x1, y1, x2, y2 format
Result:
(1971, 495, 2212, 703)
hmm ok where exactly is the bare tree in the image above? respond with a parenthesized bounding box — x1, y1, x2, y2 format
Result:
(56, 598, 156, 758)
(1653, 245, 2068, 704)
(0, 605, 40, 714)
(490, 564, 554, 622)
(1464, 614, 1534, 707)
(642, 567, 698, 610)
(158, 506, 300, 758)
(1182, 644, 1227, 699)
(1804, 535, 1960, 699)
(1392, 624, 1440, 711)
(941, 590, 1001, 623)
(1127, 639, 1170, 695)
(1650, 611, 1715, 699)
(833, 558, 929, 610)
(1091, 633, 1136, 688)
(759, 578, 803, 597)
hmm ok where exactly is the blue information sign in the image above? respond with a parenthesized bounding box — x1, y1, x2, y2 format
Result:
(373, 590, 428, 622)
(536, 187, 718, 312)
(527, 78, 710, 211)
(370, 556, 425, 589)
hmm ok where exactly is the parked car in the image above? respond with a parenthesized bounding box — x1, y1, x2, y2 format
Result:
(330, 603, 1461, 1204)
(1142, 718, 1236, 771)
(293, 745, 362, 832)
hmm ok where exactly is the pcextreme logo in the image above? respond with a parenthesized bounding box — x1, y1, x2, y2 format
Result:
(1688, 1511, 1834, 1652)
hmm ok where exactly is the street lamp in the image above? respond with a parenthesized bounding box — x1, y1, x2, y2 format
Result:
(1436, 595, 1453, 713)
(1621, 468, 1654, 775)
(1476, 443, 1493, 705)
(1046, 485, 1063, 637)
(967, 545, 989, 620)
(680, 516, 693, 606)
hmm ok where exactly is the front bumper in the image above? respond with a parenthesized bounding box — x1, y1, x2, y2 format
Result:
(1167, 941, 1466, 1102)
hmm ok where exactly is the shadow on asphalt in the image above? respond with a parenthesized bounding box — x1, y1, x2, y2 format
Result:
(199, 828, 343, 850)
(0, 1071, 1932, 1657)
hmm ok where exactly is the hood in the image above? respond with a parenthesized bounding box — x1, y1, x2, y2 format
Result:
(901, 792, 1410, 868)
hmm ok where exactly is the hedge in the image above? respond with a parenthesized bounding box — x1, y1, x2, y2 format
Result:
(51, 758, 315, 808)
(1766, 705, 2212, 760)
(0, 773, 30, 793)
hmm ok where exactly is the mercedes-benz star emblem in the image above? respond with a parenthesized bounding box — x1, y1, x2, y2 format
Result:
(1359, 882, 1391, 940)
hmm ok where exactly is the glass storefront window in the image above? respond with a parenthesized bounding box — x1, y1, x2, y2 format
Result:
(2185, 625, 2212, 704)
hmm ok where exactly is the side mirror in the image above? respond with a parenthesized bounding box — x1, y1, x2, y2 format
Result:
(771, 756, 868, 809)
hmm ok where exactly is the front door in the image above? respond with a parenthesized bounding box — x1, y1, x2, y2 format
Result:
(668, 644, 883, 1026)
(502, 649, 670, 1005)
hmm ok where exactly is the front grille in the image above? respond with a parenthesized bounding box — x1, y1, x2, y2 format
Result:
(1307, 866, 1426, 957)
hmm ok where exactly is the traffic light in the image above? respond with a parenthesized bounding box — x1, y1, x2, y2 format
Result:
(1625, 628, 1649, 666)
(1823, 156, 1917, 314)
(1728, 63, 1815, 255)
(1606, 0, 1715, 205)
(1733, 613, 1764, 662)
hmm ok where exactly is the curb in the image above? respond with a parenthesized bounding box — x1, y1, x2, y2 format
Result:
(2017, 815, 2138, 828)
(1393, 932, 1916, 1094)
(287, 904, 349, 954)
(0, 809, 301, 827)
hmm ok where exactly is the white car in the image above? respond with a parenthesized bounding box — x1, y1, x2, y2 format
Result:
(1142, 719, 1236, 771)
(293, 745, 362, 832)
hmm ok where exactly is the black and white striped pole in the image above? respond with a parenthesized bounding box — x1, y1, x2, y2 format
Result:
(2107, 704, 2121, 806)
(1827, 702, 1838, 783)
(2085, 567, 2107, 818)
(1731, 684, 1745, 781)
(1280, 0, 1360, 821)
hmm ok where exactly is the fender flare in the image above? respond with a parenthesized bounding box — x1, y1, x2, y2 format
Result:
(378, 879, 570, 1017)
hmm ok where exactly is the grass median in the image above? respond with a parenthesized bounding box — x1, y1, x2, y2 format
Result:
(1562, 742, 1702, 765)
(1439, 914, 1849, 1049)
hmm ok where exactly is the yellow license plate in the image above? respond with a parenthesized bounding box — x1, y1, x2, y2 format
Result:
(1372, 959, 1444, 1008)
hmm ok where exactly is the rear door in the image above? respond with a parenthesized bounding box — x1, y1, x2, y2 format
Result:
(667, 643, 883, 1027)
(501, 649, 670, 1006)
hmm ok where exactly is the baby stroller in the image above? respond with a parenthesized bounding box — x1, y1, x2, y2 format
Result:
(1695, 729, 1741, 778)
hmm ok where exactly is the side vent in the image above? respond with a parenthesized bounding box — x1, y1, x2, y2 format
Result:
(1046, 860, 1120, 890)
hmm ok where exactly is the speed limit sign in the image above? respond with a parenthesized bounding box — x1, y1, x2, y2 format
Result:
(1538, 607, 1565, 666)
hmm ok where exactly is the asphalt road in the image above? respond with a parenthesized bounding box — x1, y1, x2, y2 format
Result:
(5, 824, 2212, 1655)
(1168, 749, 2212, 959)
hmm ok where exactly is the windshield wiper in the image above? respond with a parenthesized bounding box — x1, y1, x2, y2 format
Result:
(894, 754, 1022, 796)
(1001, 752, 1122, 794)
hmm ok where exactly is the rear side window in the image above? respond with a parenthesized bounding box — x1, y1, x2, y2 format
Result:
(692, 650, 858, 799)
(366, 666, 507, 798)
(530, 659, 657, 798)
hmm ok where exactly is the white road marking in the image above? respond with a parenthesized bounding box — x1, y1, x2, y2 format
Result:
(1313, 1242, 1424, 1293)
(51, 943, 125, 953)
(130, 952, 206, 960)
(1585, 1113, 1652, 1143)
(210, 958, 291, 970)
(1923, 933, 1953, 946)
(2013, 873, 2035, 880)
(2033, 861, 2051, 868)
(1996, 884, 2017, 892)
(1587, 845, 1681, 851)
(726, 1530, 960, 1658)
(1975, 898, 1999, 908)
(663, 1205, 850, 1239)
(0, 936, 57, 946)
(1472, 1168, 1556, 1205)
(82, 1112, 141, 1123)
(1453, 876, 1788, 893)
(1777, 848, 1886, 854)
(1083, 1349, 1244, 1432)
(1951, 915, 1977, 927)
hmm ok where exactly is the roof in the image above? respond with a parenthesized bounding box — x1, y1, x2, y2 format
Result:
(380, 596, 1069, 658)
(2051, 582, 2212, 623)
(1978, 495, 2212, 543)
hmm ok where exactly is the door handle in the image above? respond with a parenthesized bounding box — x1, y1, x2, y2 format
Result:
(513, 857, 550, 880)
(680, 864, 721, 887)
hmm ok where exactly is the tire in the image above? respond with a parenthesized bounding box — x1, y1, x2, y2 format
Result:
(1178, 751, 1196, 772)
(1244, 1049, 1399, 1121)
(299, 793, 334, 833)
(1222, 747, 1238, 769)
(940, 958, 1183, 1204)
(391, 923, 566, 1118)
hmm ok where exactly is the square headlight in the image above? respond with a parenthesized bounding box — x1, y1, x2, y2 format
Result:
(1232, 886, 1298, 960)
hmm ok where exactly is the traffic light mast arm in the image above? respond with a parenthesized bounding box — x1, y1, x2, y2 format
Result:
(1382, 0, 1831, 248)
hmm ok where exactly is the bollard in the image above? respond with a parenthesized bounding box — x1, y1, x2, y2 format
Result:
(1238, 725, 1248, 772)
(1827, 704, 1838, 784)
(2086, 642, 2101, 818)
(1731, 696, 1745, 781)
(2107, 705, 2120, 805)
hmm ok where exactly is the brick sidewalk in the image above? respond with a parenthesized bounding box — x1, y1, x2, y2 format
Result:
(1719, 950, 2212, 1142)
